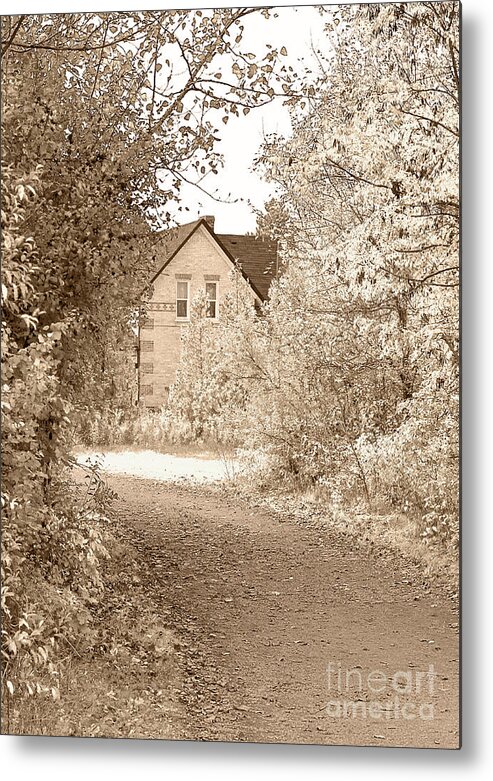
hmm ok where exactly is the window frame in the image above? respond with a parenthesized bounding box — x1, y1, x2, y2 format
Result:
(176, 279, 190, 321)
(205, 280, 218, 320)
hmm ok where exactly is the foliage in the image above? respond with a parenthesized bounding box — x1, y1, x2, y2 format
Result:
(256, 1, 460, 541)
(170, 2, 459, 546)
(167, 280, 258, 443)
(77, 407, 195, 450)
(1, 9, 300, 724)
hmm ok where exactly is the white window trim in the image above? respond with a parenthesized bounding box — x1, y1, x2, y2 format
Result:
(176, 279, 190, 321)
(205, 280, 219, 321)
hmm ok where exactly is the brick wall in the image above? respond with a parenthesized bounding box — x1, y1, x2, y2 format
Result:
(139, 224, 257, 408)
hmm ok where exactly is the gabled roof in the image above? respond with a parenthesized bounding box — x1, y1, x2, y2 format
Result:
(149, 218, 277, 301)
(149, 219, 202, 277)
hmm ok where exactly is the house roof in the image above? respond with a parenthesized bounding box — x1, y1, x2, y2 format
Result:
(150, 219, 201, 274)
(149, 218, 277, 301)
(217, 233, 278, 301)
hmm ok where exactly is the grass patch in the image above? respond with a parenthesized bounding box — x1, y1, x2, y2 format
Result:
(76, 441, 236, 461)
(75, 407, 237, 459)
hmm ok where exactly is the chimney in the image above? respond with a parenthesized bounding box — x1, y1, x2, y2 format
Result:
(203, 215, 215, 232)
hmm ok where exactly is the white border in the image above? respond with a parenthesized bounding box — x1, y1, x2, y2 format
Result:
(2, 0, 493, 778)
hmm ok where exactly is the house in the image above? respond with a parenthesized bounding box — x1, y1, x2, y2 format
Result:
(137, 216, 278, 407)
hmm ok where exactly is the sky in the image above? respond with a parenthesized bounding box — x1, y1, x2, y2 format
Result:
(162, 4, 328, 234)
(5, 1, 331, 234)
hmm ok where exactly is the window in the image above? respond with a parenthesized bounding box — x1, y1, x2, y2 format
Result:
(140, 340, 154, 352)
(141, 384, 153, 397)
(140, 363, 153, 374)
(176, 280, 189, 319)
(205, 282, 217, 319)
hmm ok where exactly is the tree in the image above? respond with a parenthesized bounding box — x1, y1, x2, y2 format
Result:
(1, 8, 303, 716)
(243, 2, 458, 535)
(168, 280, 259, 444)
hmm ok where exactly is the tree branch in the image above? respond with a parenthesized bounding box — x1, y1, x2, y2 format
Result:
(1, 15, 26, 58)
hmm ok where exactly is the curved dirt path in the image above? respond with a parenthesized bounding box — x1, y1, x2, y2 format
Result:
(109, 474, 459, 748)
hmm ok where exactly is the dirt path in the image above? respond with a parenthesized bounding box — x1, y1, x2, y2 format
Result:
(108, 474, 459, 748)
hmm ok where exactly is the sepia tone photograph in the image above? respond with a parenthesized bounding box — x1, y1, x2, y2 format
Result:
(1, 1, 460, 749)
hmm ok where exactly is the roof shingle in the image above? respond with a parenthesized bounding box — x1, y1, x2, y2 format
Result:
(217, 233, 278, 301)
